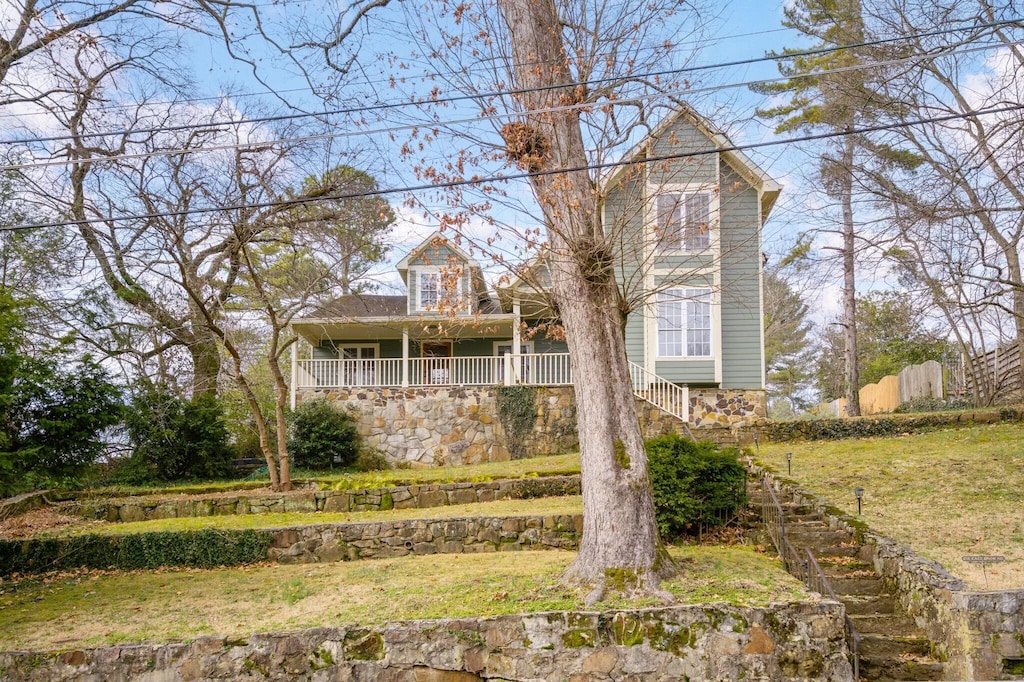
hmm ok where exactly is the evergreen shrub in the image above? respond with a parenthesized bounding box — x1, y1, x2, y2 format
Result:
(120, 386, 234, 483)
(646, 434, 747, 538)
(288, 400, 360, 469)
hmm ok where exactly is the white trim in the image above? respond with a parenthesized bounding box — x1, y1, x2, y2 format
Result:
(334, 342, 381, 359)
(411, 266, 472, 314)
(653, 287, 714, 360)
(492, 340, 534, 355)
(646, 182, 720, 257)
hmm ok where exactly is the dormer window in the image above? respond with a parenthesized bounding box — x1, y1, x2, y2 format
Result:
(656, 191, 711, 252)
(419, 273, 439, 310)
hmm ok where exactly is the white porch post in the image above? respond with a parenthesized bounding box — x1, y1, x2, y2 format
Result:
(511, 296, 522, 384)
(402, 325, 410, 387)
(290, 337, 298, 410)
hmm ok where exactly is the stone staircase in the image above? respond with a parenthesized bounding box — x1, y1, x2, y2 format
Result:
(749, 487, 945, 682)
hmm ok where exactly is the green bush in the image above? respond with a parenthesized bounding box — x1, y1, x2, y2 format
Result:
(353, 447, 389, 472)
(894, 396, 973, 414)
(646, 434, 748, 538)
(120, 386, 234, 483)
(0, 290, 123, 496)
(760, 407, 1024, 442)
(0, 528, 273, 575)
(288, 400, 360, 469)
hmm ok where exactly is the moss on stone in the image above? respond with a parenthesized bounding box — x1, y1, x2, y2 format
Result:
(310, 647, 335, 671)
(610, 613, 645, 646)
(561, 629, 597, 648)
(379, 493, 394, 511)
(343, 630, 384, 661)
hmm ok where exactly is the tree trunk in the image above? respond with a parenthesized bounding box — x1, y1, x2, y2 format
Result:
(188, 330, 222, 400)
(268, 338, 294, 491)
(840, 134, 861, 417)
(496, 0, 669, 596)
(1002, 247, 1024, 402)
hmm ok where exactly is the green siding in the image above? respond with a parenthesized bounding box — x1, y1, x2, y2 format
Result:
(648, 117, 717, 186)
(317, 339, 403, 359)
(407, 242, 467, 267)
(655, 359, 716, 384)
(718, 161, 763, 389)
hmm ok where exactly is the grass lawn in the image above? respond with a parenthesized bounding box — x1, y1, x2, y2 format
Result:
(759, 422, 1024, 590)
(42, 496, 584, 538)
(81, 453, 581, 498)
(0, 546, 808, 652)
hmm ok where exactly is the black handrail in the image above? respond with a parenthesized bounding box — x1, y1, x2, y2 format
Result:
(760, 475, 860, 681)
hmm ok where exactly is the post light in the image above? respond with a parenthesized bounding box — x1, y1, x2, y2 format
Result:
(854, 487, 865, 515)
(786, 452, 793, 475)
(753, 432, 760, 454)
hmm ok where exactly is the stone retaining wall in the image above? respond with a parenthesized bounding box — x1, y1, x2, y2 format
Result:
(758, 468, 1024, 681)
(0, 603, 852, 681)
(64, 475, 581, 523)
(300, 385, 766, 467)
(268, 513, 581, 563)
(0, 491, 48, 520)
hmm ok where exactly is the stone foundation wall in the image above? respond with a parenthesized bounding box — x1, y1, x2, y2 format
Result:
(691, 389, 767, 428)
(0, 603, 852, 681)
(65, 476, 581, 522)
(758, 467, 1024, 681)
(299, 385, 766, 467)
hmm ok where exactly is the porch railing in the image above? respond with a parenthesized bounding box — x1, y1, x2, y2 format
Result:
(293, 354, 690, 424)
(629, 361, 690, 422)
(294, 353, 574, 389)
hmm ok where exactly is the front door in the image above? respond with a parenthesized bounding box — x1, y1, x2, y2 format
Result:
(421, 341, 452, 384)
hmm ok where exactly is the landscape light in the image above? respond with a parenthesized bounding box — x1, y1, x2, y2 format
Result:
(786, 452, 793, 475)
(854, 487, 865, 515)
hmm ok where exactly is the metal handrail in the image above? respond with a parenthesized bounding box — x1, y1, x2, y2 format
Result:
(761, 475, 860, 681)
(806, 549, 861, 682)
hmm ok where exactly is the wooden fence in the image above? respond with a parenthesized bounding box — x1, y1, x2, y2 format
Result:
(818, 360, 944, 416)
(963, 344, 1022, 404)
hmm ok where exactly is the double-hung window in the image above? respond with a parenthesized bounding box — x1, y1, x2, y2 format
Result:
(419, 273, 439, 310)
(656, 192, 711, 252)
(656, 288, 712, 358)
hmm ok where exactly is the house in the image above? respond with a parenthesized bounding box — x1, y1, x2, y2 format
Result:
(289, 106, 781, 466)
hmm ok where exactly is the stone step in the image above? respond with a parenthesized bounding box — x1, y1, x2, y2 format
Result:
(848, 614, 920, 638)
(857, 634, 934, 660)
(816, 544, 862, 558)
(830, 576, 884, 596)
(857, 654, 944, 681)
(841, 593, 896, 616)
(787, 529, 854, 548)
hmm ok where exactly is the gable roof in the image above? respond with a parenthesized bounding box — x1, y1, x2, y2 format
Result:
(395, 231, 482, 282)
(602, 105, 782, 218)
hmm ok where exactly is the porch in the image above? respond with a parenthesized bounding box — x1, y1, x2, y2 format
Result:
(293, 353, 573, 391)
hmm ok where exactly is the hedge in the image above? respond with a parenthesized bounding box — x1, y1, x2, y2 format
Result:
(759, 407, 1024, 442)
(0, 528, 273, 576)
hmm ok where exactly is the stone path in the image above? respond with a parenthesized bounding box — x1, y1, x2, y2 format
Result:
(750, 487, 945, 682)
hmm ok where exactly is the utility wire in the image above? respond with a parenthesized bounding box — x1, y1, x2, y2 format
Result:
(7, 103, 1023, 232)
(0, 39, 1009, 172)
(2, 15, 1019, 146)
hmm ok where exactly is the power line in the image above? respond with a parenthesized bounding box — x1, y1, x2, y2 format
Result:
(7, 103, 1023, 233)
(2, 15, 1019, 147)
(0, 25, 797, 123)
(0, 39, 1008, 172)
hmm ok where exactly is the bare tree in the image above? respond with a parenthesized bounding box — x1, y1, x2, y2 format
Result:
(855, 0, 1024, 400)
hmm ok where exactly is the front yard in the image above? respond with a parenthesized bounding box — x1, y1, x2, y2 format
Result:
(759, 422, 1024, 589)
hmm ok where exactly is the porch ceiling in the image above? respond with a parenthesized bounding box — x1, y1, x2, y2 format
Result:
(292, 315, 518, 343)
